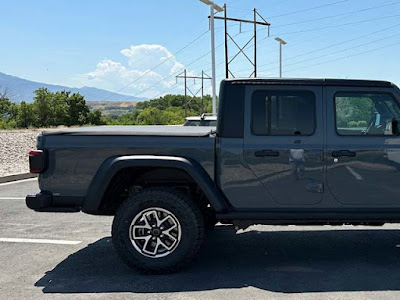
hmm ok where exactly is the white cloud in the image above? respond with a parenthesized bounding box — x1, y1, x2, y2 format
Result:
(78, 44, 199, 99)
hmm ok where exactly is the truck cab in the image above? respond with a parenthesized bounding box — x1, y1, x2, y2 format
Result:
(216, 79, 400, 222)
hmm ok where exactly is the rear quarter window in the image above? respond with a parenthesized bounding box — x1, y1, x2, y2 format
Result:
(251, 90, 316, 136)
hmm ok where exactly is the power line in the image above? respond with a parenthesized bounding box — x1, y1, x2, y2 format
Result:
(256, 26, 400, 73)
(273, 1, 400, 28)
(284, 40, 400, 74)
(270, 13, 400, 37)
(148, 79, 212, 101)
(131, 31, 245, 99)
(125, 3, 400, 99)
(229, 12, 400, 64)
(129, 45, 218, 99)
(239, 11, 400, 38)
(101, 29, 210, 101)
(147, 83, 180, 100)
(101, 1, 400, 103)
(106, 7, 250, 101)
(213, 4, 271, 78)
(266, 32, 400, 73)
(227, 0, 243, 7)
(203, 31, 244, 74)
(267, 0, 349, 19)
(231, 20, 400, 76)
(176, 69, 211, 116)
(264, 23, 400, 67)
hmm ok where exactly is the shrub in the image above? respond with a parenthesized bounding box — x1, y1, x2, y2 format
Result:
(357, 120, 368, 127)
(347, 121, 358, 128)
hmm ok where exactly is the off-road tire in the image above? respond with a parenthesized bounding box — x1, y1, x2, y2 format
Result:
(112, 187, 204, 274)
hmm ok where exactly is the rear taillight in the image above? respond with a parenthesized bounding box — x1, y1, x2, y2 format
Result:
(29, 150, 45, 173)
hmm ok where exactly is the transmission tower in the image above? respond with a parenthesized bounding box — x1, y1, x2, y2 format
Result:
(176, 70, 212, 117)
(212, 4, 271, 78)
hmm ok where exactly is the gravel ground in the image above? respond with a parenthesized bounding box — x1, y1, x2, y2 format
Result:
(0, 129, 41, 177)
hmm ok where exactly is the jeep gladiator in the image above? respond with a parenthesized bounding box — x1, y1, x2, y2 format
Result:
(26, 78, 400, 273)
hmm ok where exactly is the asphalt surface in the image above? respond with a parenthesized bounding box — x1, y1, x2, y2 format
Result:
(1, 179, 400, 299)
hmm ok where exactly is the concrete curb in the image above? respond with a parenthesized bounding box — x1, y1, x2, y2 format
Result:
(0, 173, 38, 184)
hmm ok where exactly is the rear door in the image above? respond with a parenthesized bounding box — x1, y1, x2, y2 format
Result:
(326, 86, 400, 206)
(243, 85, 325, 206)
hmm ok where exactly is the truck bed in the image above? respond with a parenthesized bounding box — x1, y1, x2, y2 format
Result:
(37, 125, 216, 199)
(42, 125, 216, 137)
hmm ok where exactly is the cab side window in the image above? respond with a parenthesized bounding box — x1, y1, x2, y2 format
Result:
(335, 92, 400, 136)
(251, 91, 316, 136)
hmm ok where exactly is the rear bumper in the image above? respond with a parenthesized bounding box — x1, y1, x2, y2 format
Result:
(26, 192, 81, 212)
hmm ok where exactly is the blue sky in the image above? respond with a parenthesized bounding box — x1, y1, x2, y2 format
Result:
(1, 0, 400, 99)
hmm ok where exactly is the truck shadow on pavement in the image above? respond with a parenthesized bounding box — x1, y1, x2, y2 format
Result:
(35, 227, 400, 294)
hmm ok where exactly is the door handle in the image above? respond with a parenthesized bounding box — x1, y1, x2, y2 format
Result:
(332, 150, 356, 158)
(255, 150, 280, 157)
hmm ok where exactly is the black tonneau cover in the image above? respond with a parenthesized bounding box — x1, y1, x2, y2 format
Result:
(42, 125, 216, 137)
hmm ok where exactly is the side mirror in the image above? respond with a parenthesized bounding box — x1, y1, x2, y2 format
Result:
(392, 119, 400, 135)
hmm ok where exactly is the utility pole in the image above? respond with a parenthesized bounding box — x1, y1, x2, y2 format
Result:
(184, 69, 187, 117)
(253, 8, 257, 77)
(213, 4, 271, 78)
(224, 4, 228, 79)
(176, 70, 212, 117)
(275, 37, 287, 78)
(200, 0, 223, 115)
(201, 70, 204, 113)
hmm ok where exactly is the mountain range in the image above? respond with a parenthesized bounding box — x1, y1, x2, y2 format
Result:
(0, 72, 146, 102)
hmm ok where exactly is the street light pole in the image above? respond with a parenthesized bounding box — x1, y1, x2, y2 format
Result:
(210, 4, 217, 114)
(200, 0, 223, 115)
(275, 37, 287, 78)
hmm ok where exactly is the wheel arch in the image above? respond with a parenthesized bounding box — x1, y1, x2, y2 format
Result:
(82, 155, 228, 214)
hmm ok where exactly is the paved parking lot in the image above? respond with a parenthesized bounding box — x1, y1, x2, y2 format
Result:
(1, 179, 400, 299)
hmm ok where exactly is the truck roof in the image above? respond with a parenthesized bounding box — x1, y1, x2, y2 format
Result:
(224, 78, 395, 88)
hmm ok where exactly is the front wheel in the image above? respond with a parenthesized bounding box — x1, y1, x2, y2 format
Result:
(112, 187, 204, 274)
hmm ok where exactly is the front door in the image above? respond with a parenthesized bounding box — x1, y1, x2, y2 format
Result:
(326, 86, 400, 206)
(243, 85, 325, 206)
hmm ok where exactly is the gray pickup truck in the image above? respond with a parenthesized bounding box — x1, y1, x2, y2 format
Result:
(27, 78, 400, 273)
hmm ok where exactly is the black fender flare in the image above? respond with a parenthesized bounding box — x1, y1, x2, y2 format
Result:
(82, 155, 229, 213)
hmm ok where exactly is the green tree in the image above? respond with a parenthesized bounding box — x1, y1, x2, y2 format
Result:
(136, 107, 166, 125)
(32, 88, 54, 127)
(16, 101, 35, 128)
(162, 107, 185, 124)
(52, 91, 69, 125)
(88, 110, 104, 125)
(0, 95, 11, 118)
(65, 93, 90, 126)
(129, 93, 214, 126)
(115, 113, 135, 125)
(0, 93, 18, 122)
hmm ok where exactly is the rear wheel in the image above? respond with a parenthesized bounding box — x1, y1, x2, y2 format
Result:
(112, 187, 204, 274)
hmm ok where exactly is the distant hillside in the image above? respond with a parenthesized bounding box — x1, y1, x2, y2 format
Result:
(87, 101, 137, 117)
(0, 72, 147, 103)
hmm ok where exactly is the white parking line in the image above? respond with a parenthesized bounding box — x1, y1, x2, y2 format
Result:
(0, 197, 25, 200)
(0, 238, 82, 245)
(0, 177, 37, 187)
(346, 166, 363, 180)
